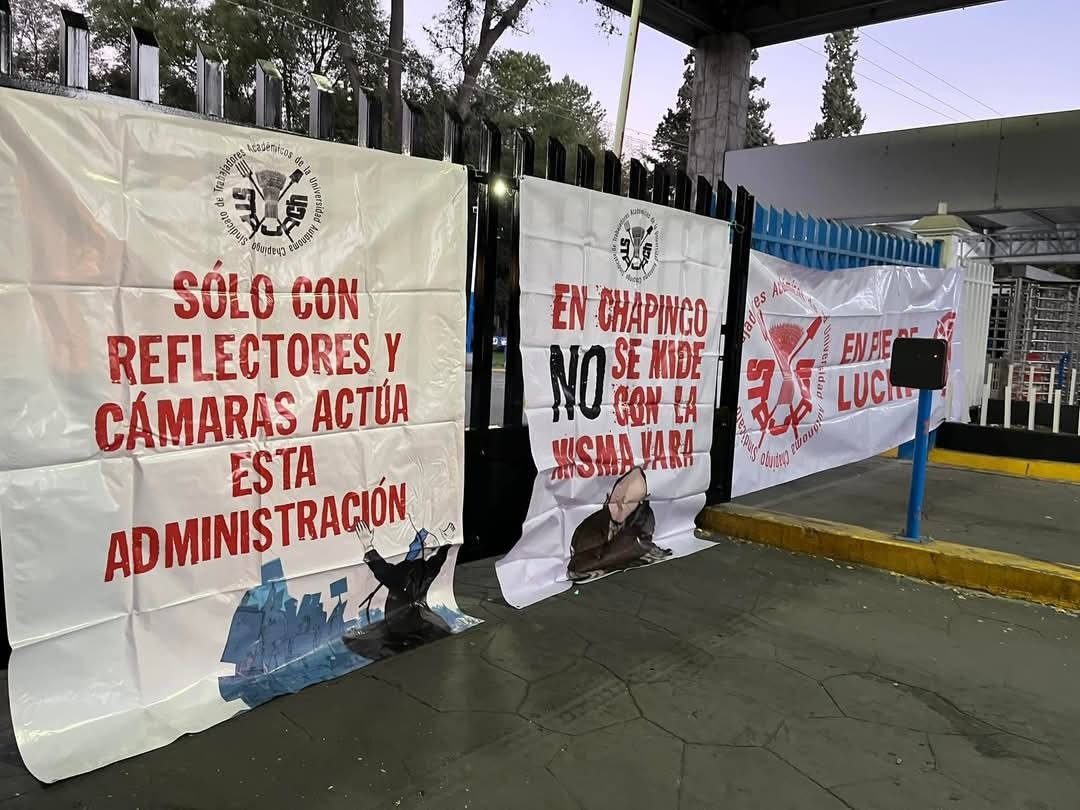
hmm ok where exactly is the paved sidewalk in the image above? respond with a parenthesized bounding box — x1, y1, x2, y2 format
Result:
(739, 456, 1080, 567)
(2, 536, 1077, 809)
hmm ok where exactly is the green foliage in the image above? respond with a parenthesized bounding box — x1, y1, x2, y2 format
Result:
(11, 0, 60, 82)
(78, 0, 386, 141)
(13, 0, 608, 161)
(473, 49, 607, 163)
(810, 29, 866, 140)
(649, 52, 693, 172)
(746, 50, 775, 148)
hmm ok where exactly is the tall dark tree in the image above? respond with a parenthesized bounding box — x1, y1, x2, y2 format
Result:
(425, 0, 531, 121)
(746, 49, 775, 148)
(474, 49, 606, 156)
(649, 52, 693, 171)
(810, 29, 866, 140)
(650, 48, 774, 171)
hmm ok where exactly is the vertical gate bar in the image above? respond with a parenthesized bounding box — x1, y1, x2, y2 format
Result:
(628, 159, 647, 200)
(59, 9, 90, 90)
(546, 136, 566, 182)
(443, 110, 464, 163)
(0, 0, 10, 77)
(673, 171, 692, 210)
(401, 99, 424, 156)
(357, 88, 383, 149)
(129, 26, 159, 103)
(651, 166, 670, 206)
(514, 128, 535, 180)
(575, 144, 596, 189)
(711, 185, 755, 503)
(602, 151, 622, 195)
(716, 180, 733, 221)
(694, 176, 713, 216)
(196, 43, 225, 117)
(469, 121, 501, 431)
(308, 72, 335, 139)
(503, 128, 534, 426)
(255, 59, 283, 129)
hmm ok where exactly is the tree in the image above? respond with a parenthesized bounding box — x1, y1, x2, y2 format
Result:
(425, 0, 531, 120)
(650, 48, 774, 172)
(810, 29, 865, 140)
(746, 49, 775, 148)
(473, 49, 607, 157)
(11, 0, 60, 82)
(79, 0, 387, 141)
(649, 52, 693, 171)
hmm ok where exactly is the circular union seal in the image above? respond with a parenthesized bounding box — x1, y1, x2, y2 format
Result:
(213, 142, 324, 258)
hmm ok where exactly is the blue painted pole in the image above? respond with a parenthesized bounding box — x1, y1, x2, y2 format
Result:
(905, 389, 934, 541)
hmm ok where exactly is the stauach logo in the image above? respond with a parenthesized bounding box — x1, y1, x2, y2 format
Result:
(214, 142, 324, 257)
(736, 278, 831, 471)
(612, 208, 659, 283)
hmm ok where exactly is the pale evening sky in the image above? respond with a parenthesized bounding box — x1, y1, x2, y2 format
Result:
(403, 0, 1078, 153)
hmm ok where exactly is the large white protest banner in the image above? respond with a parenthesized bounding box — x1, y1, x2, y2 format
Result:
(732, 251, 963, 497)
(496, 177, 731, 609)
(0, 89, 474, 782)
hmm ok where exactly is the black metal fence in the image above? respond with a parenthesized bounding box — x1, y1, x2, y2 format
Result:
(0, 10, 756, 592)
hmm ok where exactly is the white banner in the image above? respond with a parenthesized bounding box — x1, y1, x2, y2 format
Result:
(496, 177, 731, 608)
(0, 89, 474, 782)
(732, 251, 964, 498)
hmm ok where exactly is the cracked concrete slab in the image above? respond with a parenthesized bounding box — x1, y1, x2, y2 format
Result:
(680, 746, 849, 810)
(548, 718, 683, 810)
(632, 657, 838, 746)
(2, 533, 1076, 809)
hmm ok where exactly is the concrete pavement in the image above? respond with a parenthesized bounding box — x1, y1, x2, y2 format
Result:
(738, 456, 1080, 567)
(3, 534, 1077, 809)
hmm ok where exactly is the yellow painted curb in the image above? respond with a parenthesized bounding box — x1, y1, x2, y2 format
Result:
(928, 448, 1080, 484)
(699, 505, 1080, 611)
(878, 447, 1080, 484)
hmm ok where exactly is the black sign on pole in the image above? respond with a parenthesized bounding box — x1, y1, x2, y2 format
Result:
(890, 338, 948, 391)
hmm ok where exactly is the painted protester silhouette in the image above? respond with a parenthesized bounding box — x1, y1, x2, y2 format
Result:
(342, 518, 455, 660)
(567, 466, 671, 582)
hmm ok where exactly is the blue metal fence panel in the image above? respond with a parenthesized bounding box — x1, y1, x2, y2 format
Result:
(751, 201, 941, 270)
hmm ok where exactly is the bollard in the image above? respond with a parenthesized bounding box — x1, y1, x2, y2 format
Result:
(980, 362, 992, 426)
(1071, 368, 1078, 406)
(1053, 388, 1062, 433)
(1027, 383, 1036, 431)
(1004, 386, 1012, 429)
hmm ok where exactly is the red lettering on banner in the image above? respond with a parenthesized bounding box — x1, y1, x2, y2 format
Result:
(292, 277, 360, 319)
(611, 336, 643, 380)
(551, 283, 587, 331)
(550, 433, 634, 480)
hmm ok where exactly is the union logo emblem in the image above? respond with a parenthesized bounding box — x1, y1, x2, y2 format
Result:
(736, 280, 831, 469)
